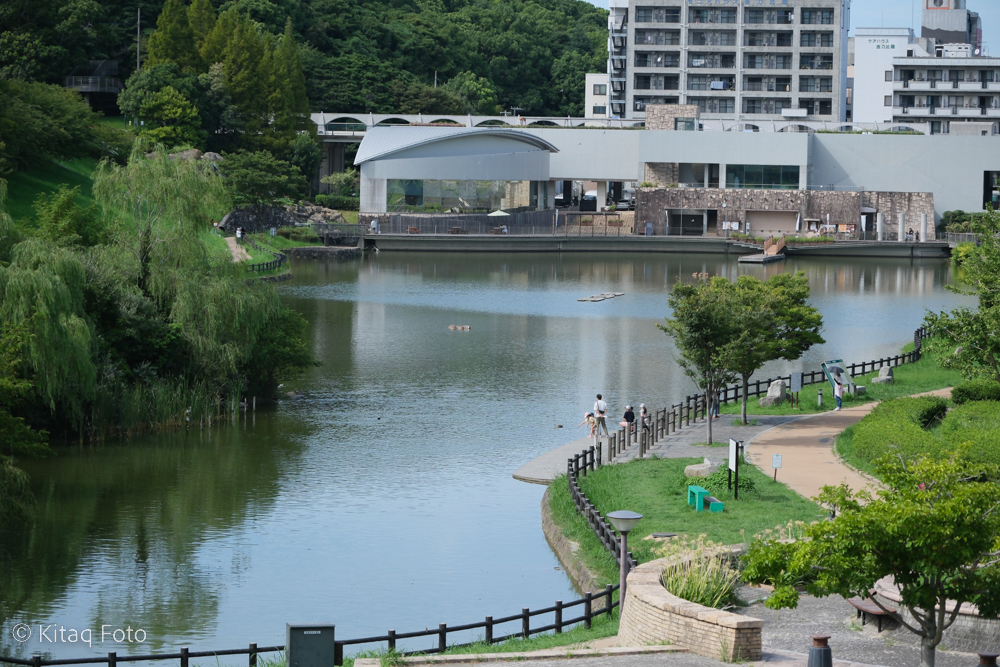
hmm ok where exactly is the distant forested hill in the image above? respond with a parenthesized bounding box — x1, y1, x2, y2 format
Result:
(0, 0, 609, 116)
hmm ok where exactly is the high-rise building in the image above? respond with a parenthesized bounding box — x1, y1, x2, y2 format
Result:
(922, 0, 982, 55)
(606, 0, 850, 124)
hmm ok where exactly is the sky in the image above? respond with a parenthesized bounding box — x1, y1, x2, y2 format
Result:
(584, 0, 1000, 54)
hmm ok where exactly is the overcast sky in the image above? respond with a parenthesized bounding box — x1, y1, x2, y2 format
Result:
(585, 0, 1000, 55)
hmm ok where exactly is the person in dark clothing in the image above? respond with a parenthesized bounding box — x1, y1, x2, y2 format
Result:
(620, 405, 635, 433)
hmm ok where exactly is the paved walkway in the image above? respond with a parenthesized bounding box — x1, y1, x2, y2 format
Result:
(226, 236, 250, 261)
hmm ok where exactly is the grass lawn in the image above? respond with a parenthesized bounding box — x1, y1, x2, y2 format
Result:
(5, 157, 98, 222)
(835, 424, 875, 477)
(547, 457, 826, 585)
(719, 346, 963, 418)
(341, 211, 359, 224)
(249, 232, 323, 251)
(342, 614, 619, 666)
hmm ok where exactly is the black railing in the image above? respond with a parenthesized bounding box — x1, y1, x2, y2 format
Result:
(240, 237, 288, 273)
(567, 446, 638, 572)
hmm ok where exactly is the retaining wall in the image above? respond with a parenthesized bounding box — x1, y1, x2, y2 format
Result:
(287, 246, 361, 260)
(618, 557, 763, 661)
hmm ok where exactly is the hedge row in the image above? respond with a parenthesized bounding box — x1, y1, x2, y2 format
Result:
(315, 195, 360, 211)
(951, 378, 1000, 404)
(852, 396, 1000, 466)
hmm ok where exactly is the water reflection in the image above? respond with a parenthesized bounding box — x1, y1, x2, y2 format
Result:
(1, 253, 973, 659)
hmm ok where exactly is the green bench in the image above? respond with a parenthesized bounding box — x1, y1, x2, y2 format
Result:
(687, 485, 723, 513)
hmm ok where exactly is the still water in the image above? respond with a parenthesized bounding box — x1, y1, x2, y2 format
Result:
(2, 253, 974, 659)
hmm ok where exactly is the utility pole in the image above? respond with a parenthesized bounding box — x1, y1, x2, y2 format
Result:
(136, 7, 141, 72)
(434, 71, 437, 88)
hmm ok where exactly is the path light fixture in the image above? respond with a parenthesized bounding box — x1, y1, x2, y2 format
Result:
(807, 635, 832, 667)
(607, 510, 642, 616)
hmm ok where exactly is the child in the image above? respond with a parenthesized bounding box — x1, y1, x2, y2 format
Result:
(578, 412, 596, 437)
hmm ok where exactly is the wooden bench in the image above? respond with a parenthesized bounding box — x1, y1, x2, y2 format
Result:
(847, 596, 896, 632)
(448, 227, 468, 235)
(407, 226, 420, 234)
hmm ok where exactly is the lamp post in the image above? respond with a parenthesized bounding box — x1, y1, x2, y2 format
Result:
(607, 510, 643, 616)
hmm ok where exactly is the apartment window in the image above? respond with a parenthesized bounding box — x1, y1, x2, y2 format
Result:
(801, 9, 835, 25)
(689, 77, 735, 92)
(634, 74, 678, 90)
(744, 54, 792, 69)
(635, 51, 680, 68)
(742, 98, 791, 114)
(726, 164, 800, 189)
(885, 70, 893, 82)
(800, 54, 834, 70)
(635, 6, 681, 23)
(799, 77, 832, 92)
(688, 53, 736, 68)
(692, 97, 735, 113)
(593, 106, 607, 115)
(745, 9, 794, 24)
(634, 29, 680, 45)
(744, 31, 793, 47)
(800, 31, 833, 47)
(689, 31, 737, 46)
(689, 8, 736, 24)
(593, 84, 607, 95)
(688, 75, 708, 91)
(800, 99, 833, 115)
(884, 96, 892, 107)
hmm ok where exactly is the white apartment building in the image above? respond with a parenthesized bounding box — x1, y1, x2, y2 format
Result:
(585, 73, 609, 119)
(606, 0, 850, 124)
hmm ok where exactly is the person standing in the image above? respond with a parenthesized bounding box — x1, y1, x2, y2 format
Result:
(833, 370, 843, 411)
(639, 404, 651, 432)
(594, 394, 609, 437)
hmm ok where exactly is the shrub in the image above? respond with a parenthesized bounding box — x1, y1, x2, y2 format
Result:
(951, 378, 1000, 404)
(661, 553, 741, 609)
(851, 396, 948, 464)
(952, 242, 977, 267)
(937, 401, 1000, 466)
(701, 462, 756, 496)
(276, 226, 319, 242)
(315, 195, 360, 211)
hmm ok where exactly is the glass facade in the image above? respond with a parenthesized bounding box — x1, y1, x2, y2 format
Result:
(725, 165, 800, 190)
(386, 180, 546, 212)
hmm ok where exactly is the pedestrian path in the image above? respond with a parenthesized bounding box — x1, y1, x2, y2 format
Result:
(226, 236, 249, 261)
(745, 388, 952, 501)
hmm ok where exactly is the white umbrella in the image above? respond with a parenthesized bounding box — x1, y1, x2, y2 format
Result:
(487, 210, 510, 217)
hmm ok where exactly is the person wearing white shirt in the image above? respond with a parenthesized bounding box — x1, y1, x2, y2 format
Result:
(593, 394, 609, 437)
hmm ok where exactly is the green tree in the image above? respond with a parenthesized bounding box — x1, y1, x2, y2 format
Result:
(219, 149, 305, 225)
(320, 168, 358, 198)
(659, 277, 739, 445)
(742, 453, 1000, 667)
(924, 207, 1000, 380)
(187, 0, 217, 53)
(32, 185, 104, 247)
(289, 133, 322, 197)
(139, 85, 207, 149)
(724, 273, 825, 424)
(443, 72, 500, 115)
(147, 0, 204, 73)
(244, 308, 316, 398)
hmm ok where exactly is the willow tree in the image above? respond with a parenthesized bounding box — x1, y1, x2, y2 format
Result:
(93, 141, 230, 299)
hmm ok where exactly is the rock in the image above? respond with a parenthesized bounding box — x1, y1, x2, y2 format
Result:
(201, 151, 223, 161)
(685, 458, 721, 478)
(870, 366, 894, 384)
(758, 379, 787, 407)
(169, 148, 203, 161)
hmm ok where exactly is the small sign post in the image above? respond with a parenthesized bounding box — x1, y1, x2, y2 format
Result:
(790, 372, 803, 409)
(728, 439, 743, 499)
(771, 453, 782, 481)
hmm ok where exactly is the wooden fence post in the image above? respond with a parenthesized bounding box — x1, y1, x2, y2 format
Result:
(584, 592, 593, 629)
(486, 616, 493, 644)
(249, 643, 257, 667)
(555, 601, 563, 633)
(522, 608, 530, 638)
(179, 649, 186, 667)
(439, 623, 447, 653)
(605, 585, 614, 616)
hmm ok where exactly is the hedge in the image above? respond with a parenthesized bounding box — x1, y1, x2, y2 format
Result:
(277, 226, 320, 242)
(315, 195, 360, 211)
(951, 378, 1000, 404)
(851, 396, 948, 464)
(937, 401, 1000, 466)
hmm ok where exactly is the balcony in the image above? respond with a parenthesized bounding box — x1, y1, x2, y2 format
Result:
(64, 76, 122, 94)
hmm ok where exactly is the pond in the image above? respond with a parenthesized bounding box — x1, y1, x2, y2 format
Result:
(3, 252, 974, 660)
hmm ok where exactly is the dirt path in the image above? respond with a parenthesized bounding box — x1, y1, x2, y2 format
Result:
(746, 388, 953, 501)
(226, 237, 250, 262)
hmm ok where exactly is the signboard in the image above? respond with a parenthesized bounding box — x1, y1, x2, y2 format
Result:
(772, 454, 782, 469)
(729, 439, 738, 472)
(790, 372, 803, 393)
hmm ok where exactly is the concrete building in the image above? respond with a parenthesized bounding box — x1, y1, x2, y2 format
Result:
(353, 122, 1000, 235)
(852, 27, 1000, 134)
(921, 0, 982, 54)
(605, 0, 849, 124)
(585, 73, 610, 119)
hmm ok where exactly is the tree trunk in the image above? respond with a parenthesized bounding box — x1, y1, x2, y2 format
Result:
(919, 636, 936, 667)
(741, 376, 750, 425)
(706, 386, 713, 445)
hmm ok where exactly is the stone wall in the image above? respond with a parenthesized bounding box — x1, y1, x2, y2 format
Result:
(635, 186, 935, 238)
(286, 246, 360, 260)
(644, 163, 679, 186)
(618, 556, 763, 661)
(644, 104, 700, 131)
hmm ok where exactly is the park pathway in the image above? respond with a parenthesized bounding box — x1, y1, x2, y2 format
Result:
(746, 387, 952, 501)
(226, 236, 249, 261)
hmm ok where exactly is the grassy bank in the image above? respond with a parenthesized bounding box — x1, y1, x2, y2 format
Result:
(5, 157, 98, 221)
(547, 458, 826, 585)
(250, 232, 324, 251)
(719, 346, 962, 418)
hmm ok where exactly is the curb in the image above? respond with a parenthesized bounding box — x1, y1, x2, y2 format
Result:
(353, 645, 685, 665)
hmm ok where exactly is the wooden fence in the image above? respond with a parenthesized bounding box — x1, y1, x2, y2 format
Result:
(240, 237, 287, 273)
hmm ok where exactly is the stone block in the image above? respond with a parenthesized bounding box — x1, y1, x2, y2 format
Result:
(870, 366, 894, 384)
(684, 458, 721, 478)
(758, 379, 787, 407)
